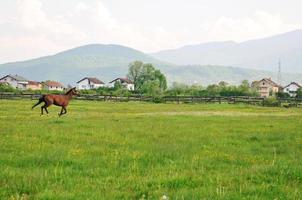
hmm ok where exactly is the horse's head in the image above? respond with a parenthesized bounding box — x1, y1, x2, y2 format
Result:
(71, 87, 80, 95)
(66, 87, 80, 96)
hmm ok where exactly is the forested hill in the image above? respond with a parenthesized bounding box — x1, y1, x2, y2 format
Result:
(1, 43, 302, 85)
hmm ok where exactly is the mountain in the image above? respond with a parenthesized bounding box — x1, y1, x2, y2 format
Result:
(0, 44, 168, 84)
(164, 65, 302, 86)
(1, 43, 302, 86)
(151, 30, 302, 72)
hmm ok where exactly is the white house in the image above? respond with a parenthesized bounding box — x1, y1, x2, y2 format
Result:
(43, 81, 65, 91)
(110, 78, 134, 91)
(76, 77, 104, 90)
(283, 82, 301, 97)
(0, 74, 29, 90)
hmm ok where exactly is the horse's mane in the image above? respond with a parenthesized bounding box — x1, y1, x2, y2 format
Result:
(65, 88, 75, 95)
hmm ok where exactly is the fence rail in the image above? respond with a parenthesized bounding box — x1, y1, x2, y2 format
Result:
(1, 92, 302, 107)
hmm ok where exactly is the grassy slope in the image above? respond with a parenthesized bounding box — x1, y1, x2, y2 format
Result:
(0, 100, 301, 199)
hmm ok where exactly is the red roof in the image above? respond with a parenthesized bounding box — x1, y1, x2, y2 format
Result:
(44, 81, 64, 87)
(77, 77, 104, 84)
(27, 81, 41, 86)
(110, 78, 134, 84)
(260, 78, 280, 87)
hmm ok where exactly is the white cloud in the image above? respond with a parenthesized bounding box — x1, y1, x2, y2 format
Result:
(0, 0, 300, 63)
(17, 0, 46, 29)
(195, 11, 298, 43)
(17, 0, 82, 40)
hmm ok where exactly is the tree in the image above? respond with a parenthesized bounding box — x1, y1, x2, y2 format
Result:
(141, 80, 161, 96)
(276, 91, 290, 98)
(127, 61, 143, 90)
(240, 80, 250, 89)
(238, 80, 250, 96)
(296, 88, 302, 98)
(206, 84, 220, 96)
(127, 61, 167, 95)
(114, 81, 122, 90)
(167, 82, 187, 96)
(0, 83, 15, 92)
(218, 81, 228, 88)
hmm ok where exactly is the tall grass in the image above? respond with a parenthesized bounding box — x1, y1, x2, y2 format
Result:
(0, 100, 301, 199)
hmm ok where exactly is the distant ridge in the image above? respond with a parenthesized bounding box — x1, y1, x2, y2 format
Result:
(151, 30, 302, 72)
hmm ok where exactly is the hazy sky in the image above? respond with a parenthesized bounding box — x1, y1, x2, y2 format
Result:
(0, 0, 301, 63)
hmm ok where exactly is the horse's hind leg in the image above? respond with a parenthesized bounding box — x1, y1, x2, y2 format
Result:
(44, 106, 49, 114)
(58, 107, 64, 117)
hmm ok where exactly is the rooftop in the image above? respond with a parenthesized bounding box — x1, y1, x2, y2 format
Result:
(77, 77, 104, 84)
(110, 78, 134, 84)
(0, 74, 28, 82)
(44, 81, 64, 88)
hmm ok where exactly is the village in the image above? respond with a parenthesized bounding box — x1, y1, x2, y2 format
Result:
(0, 73, 301, 98)
(0, 74, 134, 91)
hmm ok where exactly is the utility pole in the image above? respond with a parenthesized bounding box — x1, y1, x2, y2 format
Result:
(277, 59, 282, 85)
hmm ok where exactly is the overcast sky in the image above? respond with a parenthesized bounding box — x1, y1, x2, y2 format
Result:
(0, 0, 301, 63)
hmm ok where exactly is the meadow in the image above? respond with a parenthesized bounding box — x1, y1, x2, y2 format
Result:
(0, 99, 301, 199)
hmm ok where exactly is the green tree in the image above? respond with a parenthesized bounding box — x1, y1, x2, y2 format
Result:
(127, 61, 167, 95)
(141, 80, 161, 96)
(238, 80, 250, 96)
(218, 81, 228, 88)
(0, 83, 16, 92)
(114, 81, 122, 90)
(127, 61, 143, 90)
(206, 84, 220, 96)
(296, 88, 302, 98)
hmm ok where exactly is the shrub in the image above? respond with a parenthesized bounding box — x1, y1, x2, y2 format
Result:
(263, 97, 280, 107)
(0, 84, 16, 92)
(152, 96, 164, 103)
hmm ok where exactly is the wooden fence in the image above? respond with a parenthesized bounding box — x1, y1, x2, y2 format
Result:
(1, 92, 302, 107)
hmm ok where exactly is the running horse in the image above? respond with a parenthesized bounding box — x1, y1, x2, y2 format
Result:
(32, 87, 79, 116)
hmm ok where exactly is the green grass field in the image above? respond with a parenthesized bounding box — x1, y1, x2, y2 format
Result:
(0, 100, 302, 200)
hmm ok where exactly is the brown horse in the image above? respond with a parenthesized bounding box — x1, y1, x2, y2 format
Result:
(32, 87, 79, 116)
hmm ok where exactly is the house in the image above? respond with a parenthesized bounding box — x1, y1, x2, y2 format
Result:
(283, 82, 301, 97)
(26, 81, 42, 90)
(109, 78, 134, 91)
(253, 78, 281, 97)
(76, 77, 104, 90)
(43, 81, 65, 91)
(0, 74, 29, 90)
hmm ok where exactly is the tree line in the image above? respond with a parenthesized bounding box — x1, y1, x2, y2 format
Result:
(1, 60, 302, 98)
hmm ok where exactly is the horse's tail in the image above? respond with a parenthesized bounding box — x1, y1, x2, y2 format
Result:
(32, 95, 45, 110)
